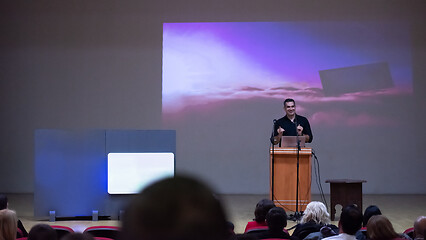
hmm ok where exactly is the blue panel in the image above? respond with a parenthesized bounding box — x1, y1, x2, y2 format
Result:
(34, 129, 106, 217)
(34, 129, 176, 219)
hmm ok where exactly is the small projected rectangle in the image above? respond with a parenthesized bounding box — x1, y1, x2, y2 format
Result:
(108, 152, 175, 194)
(319, 62, 394, 96)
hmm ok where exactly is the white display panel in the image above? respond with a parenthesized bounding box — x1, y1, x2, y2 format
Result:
(107, 152, 175, 194)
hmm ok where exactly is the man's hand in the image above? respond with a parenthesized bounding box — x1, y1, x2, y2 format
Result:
(297, 124, 303, 136)
(273, 127, 285, 145)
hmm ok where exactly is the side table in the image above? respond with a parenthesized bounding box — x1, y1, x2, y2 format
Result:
(325, 179, 366, 221)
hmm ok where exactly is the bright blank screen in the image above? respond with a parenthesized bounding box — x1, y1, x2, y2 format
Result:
(107, 152, 175, 194)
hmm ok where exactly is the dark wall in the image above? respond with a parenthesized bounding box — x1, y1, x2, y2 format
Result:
(1, 0, 425, 193)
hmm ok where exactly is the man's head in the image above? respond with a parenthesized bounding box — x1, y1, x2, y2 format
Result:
(0, 194, 8, 210)
(414, 216, 426, 239)
(254, 199, 275, 223)
(121, 175, 229, 240)
(62, 233, 94, 240)
(339, 204, 363, 235)
(283, 98, 296, 118)
(266, 207, 287, 232)
(28, 224, 57, 240)
(363, 205, 382, 227)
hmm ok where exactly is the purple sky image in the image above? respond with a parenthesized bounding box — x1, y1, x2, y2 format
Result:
(162, 22, 412, 126)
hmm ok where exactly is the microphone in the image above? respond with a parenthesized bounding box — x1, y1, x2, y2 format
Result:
(294, 119, 299, 135)
(270, 119, 278, 145)
(294, 118, 301, 150)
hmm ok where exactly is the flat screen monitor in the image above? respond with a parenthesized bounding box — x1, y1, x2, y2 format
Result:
(107, 152, 175, 194)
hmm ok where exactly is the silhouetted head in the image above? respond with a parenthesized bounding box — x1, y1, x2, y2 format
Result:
(121, 175, 229, 240)
(61, 233, 94, 240)
(414, 216, 426, 239)
(254, 199, 275, 223)
(363, 205, 382, 227)
(28, 224, 57, 240)
(339, 204, 362, 235)
(266, 207, 287, 232)
(367, 215, 398, 240)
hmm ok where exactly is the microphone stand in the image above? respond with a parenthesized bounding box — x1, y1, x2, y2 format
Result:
(289, 120, 303, 221)
(270, 120, 277, 201)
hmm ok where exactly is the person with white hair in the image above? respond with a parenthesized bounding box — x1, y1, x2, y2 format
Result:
(292, 201, 338, 240)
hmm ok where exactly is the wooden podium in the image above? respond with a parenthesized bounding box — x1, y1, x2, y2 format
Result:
(269, 147, 312, 212)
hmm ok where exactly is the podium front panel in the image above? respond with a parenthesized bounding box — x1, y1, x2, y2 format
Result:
(269, 147, 312, 212)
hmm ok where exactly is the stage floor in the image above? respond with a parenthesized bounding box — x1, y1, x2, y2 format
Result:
(6, 194, 426, 234)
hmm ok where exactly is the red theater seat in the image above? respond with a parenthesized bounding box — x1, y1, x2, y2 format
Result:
(404, 227, 414, 239)
(50, 225, 74, 239)
(84, 226, 120, 240)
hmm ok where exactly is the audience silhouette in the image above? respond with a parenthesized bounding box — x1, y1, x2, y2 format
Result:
(120, 175, 230, 240)
(323, 204, 362, 240)
(414, 216, 426, 240)
(366, 215, 405, 240)
(28, 224, 57, 240)
(62, 232, 95, 240)
(251, 207, 290, 240)
(244, 199, 276, 233)
(2, 185, 423, 240)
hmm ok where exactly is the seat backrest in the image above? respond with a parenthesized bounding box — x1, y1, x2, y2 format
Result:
(360, 227, 367, 236)
(245, 226, 268, 233)
(51, 225, 74, 240)
(245, 228, 268, 235)
(245, 221, 268, 233)
(17, 227, 24, 238)
(295, 224, 322, 240)
(260, 238, 290, 240)
(84, 226, 120, 240)
(403, 227, 414, 238)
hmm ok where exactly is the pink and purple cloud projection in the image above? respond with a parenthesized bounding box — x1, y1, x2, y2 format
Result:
(162, 22, 412, 126)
